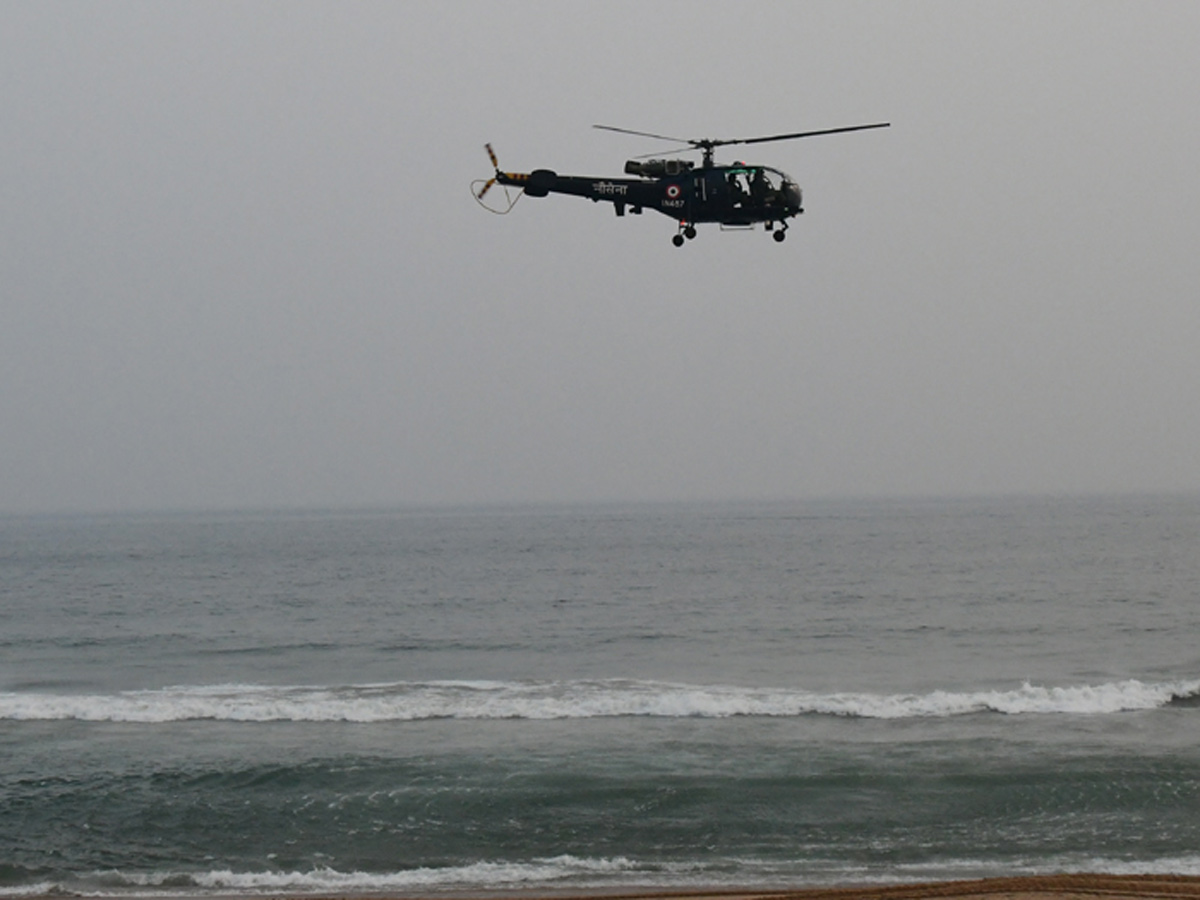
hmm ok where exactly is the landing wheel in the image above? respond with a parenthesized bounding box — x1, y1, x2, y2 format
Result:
(672, 234, 685, 247)
(684, 226, 697, 240)
(773, 229, 787, 242)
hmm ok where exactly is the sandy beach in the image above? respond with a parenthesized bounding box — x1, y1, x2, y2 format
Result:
(757, 874, 1200, 900)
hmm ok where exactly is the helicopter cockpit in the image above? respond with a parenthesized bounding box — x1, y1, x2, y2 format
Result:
(726, 166, 800, 210)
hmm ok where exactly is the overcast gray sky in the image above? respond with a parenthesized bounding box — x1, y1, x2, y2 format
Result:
(3, 2, 1199, 513)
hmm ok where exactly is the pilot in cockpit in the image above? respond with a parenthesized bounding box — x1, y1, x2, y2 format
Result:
(727, 172, 744, 206)
(750, 168, 769, 205)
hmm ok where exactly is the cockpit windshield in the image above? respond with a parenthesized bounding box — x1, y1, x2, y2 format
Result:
(726, 167, 792, 206)
(771, 168, 799, 190)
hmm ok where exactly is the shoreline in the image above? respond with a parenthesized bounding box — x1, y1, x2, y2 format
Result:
(276, 876, 1200, 900)
(20, 873, 1200, 900)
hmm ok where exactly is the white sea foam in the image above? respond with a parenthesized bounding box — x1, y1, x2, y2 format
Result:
(1084, 855, 1200, 877)
(80, 856, 646, 895)
(2, 677, 1197, 723)
(0, 884, 57, 898)
(16, 854, 1200, 898)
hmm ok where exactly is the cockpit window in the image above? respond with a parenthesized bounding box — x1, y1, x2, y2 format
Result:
(727, 167, 792, 207)
(753, 168, 784, 191)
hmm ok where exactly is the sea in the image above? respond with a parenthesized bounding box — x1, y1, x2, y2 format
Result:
(2, 495, 1199, 897)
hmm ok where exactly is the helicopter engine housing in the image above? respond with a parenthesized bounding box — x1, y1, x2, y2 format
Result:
(624, 159, 693, 178)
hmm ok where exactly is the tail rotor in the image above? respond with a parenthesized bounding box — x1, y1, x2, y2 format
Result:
(472, 143, 520, 213)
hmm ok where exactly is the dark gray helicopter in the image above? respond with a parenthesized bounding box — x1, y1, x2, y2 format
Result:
(473, 122, 889, 246)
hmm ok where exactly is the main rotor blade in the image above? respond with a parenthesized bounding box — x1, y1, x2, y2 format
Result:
(631, 145, 694, 160)
(593, 124, 689, 144)
(731, 122, 890, 147)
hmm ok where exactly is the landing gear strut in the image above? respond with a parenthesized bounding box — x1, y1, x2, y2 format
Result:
(771, 221, 788, 242)
(673, 223, 697, 247)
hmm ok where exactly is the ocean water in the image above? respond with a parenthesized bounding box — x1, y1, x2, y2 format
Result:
(2, 495, 1199, 896)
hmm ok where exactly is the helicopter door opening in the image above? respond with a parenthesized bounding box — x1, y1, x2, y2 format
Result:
(694, 176, 707, 203)
(727, 169, 752, 208)
(749, 168, 785, 207)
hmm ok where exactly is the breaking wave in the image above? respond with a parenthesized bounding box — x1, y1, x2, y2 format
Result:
(106, 856, 647, 893)
(0, 857, 674, 897)
(12, 855, 1200, 897)
(2, 677, 1198, 723)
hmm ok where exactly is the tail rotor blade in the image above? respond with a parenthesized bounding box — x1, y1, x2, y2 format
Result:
(477, 144, 499, 198)
(473, 142, 521, 214)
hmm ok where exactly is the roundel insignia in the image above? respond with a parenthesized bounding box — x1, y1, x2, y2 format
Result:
(666, 184, 681, 199)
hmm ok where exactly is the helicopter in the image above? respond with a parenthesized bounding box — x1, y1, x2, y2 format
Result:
(473, 122, 889, 247)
